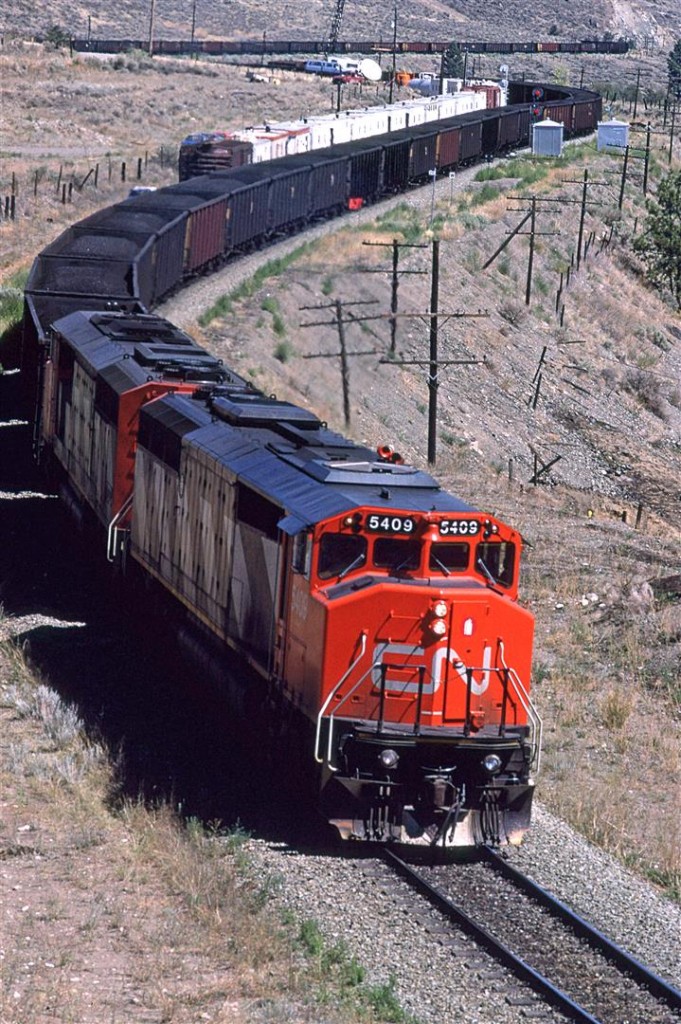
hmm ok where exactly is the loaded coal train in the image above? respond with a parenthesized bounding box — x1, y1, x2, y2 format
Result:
(21, 81, 596, 846)
(72, 37, 630, 57)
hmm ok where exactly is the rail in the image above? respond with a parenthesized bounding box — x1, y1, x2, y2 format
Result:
(106, 492, 134, 563)
(482, 846, 681, 1013)
(384, 848, 603, 1024)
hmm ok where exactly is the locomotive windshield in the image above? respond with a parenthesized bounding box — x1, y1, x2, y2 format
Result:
(316, 522, 517, 587)
(429, 542, 470, 574)
(318, 534, 367, 579)
(373, 537, 420, 572)
(476, 541, 515, 588)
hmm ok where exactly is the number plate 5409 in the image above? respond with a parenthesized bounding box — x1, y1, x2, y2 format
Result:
(438, 519, 480, 536)
(366, 515, 416, 534)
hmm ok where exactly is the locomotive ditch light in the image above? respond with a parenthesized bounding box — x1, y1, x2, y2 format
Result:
(379, 748, 399, 769)
(482, 754, 502, 775)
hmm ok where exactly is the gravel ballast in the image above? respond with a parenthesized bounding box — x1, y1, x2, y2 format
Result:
(246, 805, 680, 1024)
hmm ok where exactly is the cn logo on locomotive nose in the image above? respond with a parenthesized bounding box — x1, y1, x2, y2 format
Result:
(372, 643, 492, 695)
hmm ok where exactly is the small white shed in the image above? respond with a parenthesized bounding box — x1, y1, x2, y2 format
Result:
(532, 119, 564, 157)
(597, 119, 629, 150)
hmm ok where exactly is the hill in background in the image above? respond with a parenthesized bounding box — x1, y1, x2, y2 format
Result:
(1, 0, 679, 52)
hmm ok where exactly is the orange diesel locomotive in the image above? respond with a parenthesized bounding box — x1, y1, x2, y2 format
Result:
(37, 309, 540, 848)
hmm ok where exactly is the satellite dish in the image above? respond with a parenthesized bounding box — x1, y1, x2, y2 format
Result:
(359, 58, 382, 83)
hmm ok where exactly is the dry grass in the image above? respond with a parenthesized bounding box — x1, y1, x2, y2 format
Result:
(0, 638, 398, 1023)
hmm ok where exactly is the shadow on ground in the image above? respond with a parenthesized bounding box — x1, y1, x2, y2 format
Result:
(1, 370, 326, 851)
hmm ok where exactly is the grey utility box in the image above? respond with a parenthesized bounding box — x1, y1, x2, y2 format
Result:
(532, 119, 564, 157)
(597, 119, 629, 150)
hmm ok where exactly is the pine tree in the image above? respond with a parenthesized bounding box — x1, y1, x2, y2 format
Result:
(668, 38, 681, 99)
(441, 44, 464, 79)
(633, 171, 681, 310)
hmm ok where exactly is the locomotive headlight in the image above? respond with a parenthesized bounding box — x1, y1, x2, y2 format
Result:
(482, 754, 502, 775)
(432, 600, 448, 618)
(379, 748, 399, 769)
(430, 619, 447, 637)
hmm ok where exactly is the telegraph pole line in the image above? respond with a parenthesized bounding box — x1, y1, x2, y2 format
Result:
(378, 240, 488, 466)
(299, 299, 380, 426)
(489, 197, 559, 305)
(557, 171, 608, 268)
(526, 197, 536, 304)
(428, 239, 440, 464)
(362, 239, 428, 354)
(619, 145, 630, 210)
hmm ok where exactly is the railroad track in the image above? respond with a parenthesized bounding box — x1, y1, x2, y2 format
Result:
(382, 848, 681, 1024)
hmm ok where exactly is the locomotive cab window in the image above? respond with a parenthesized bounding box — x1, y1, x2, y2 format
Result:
(318, 534, 367, 581)
(476, 541, 515, 588)
(429, 542, 470, 574)
(374, 537, 420, 573)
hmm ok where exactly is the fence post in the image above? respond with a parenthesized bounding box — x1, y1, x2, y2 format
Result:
(121, 161, 126, 182)
(94, 163, 99, 188)
(137, 156, 143, 180)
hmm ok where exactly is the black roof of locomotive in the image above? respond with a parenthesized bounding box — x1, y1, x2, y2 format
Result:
(138, 387, 475, 534)
(51, 309, 476, 534)
(51, 310, 234, 387)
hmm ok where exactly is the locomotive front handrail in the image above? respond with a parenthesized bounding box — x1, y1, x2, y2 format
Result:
(106, 491, 134, 563)
(317, 645, 542, 775)
(314, 631, 367, 766)
(498, 640, 542, 773)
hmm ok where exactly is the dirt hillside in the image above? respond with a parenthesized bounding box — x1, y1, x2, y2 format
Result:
(1, 0, 679, 49)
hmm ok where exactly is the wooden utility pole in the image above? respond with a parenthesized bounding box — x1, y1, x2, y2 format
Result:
(300, 299, 380, 426)
(619, 145, 630, 209)
(428, 240, 440, 464)
(361, 239, 427, 354)
(529, 447, 562, 485)
(557, 176, 606, 270)
(670, 101, 677, 164)
(632, 67, 641, 119)
(378, 240, 487, 466)
(190, 0, 197, 50)
(643, 122, 651, 194)
(525, 197, 537, 304)
(388, 1, 398, 104)
(147, 0, 156, 56)
(484, 198, 558, 305)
